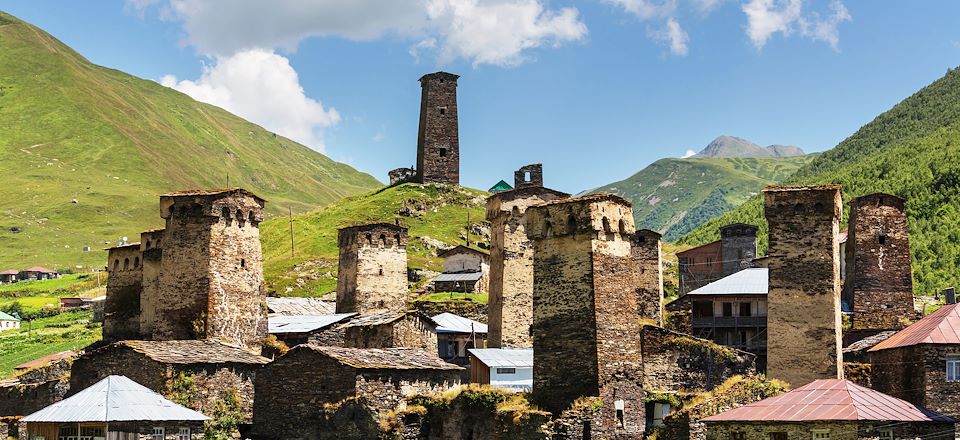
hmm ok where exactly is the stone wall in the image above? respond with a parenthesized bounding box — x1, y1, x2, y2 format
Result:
(844, 193, 914, 330)
(920, 344, 960, 418)
(704, 420, 954, 440)
(640, 325, 756, 394)
(139, 229, 164, 337)
(719, 223, 757, 277)
(415, 72, 459, 185)
(514, 163, 543, 189)
(764, 186, 843, 387)
(485, 186, 568, 348)
(343, 315, 438, 355)
(389, 167, 418, 186)
(337, 223, 409, 315)
(869, 346, 925, 409)
(355, 370, 460, 416)
(525, 195, 645, 436)
(103, 244, 143, 341)
(0, 378, 68, 417)
(633, 230, 664, 326)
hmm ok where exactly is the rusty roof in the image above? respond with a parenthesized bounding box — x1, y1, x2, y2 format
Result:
(110, 340, 270, 365)
(22, 266, 56, 273)
(303, 346, 463, 371)
(702, 379, 953, 423)
(869, 304, 960, 352)
(0, 269, 18, 275)
(14, 351, 75, 371)
(337, 311, 436, 329)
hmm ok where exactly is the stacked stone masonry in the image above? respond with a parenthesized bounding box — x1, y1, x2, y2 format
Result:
(341, 312, 439, 355)
(104, 243, 143, 341)
(633, 229, 664, 326)
(513, 163, 543, 189)
(719, 223, 758, 277)
(415, 72, 460, 185)
(640, 325, 756, 394)
(871, 344, 960, 419)
(336, 223, 410, 315)
(763, 185, 844, 387)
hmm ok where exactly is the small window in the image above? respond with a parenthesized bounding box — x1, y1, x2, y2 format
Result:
(768, 433, 787, 440)
(240, 258, 246, 268)
(876, 429, 893, 440)
(731, 433, 745, 440)
(524, 171, 531, 182)
(947, 355, 960, 382)
(177, 428, 190, 440)
(582, 421, 591, 440)
(496, 367, 516, 374)
(740, 302, 752, 317)
(811, 429, 830, 439)
(152, 427, 165, 440)
(146, 240, 152, 249)
(123, 258, 130, 271)
(134, 257, 140, 269)
(380, 234, 387, 246)
(439, 147, 447, 157)
(438, 106, 446, 116)
(378, 266, 384, 276)
(366, 233, 373, 245)
(113, 259, 119, 272)
(723, 302, 733, 317)
(879, 233, 887, 245)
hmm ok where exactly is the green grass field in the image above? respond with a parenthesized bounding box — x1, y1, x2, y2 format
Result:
(414, 292, 488, 304)
(0, 310, 100, 378)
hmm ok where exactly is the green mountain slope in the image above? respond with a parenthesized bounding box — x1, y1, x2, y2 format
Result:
(680, 66, 960, 298)
(260, 183, 488, 297)
(590, 155, 813, 240)
(0, 11, 380, 270)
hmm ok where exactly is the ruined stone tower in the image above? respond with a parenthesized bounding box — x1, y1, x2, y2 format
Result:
(513, 164, 543, 190)
(720, 223, 758, 276)
(103, 242, 143, 341)
(486, 165, 568, 348)
(764, 185, 843, 387)
(526, 194, 645, 436)
(138, 228, 164, 338)
(152, 189, 267, 353)
(336, 223, 409, 315)
(416, 72, 460, 185)
(843, 193, 913, 331)
(633, 229, 664, 326)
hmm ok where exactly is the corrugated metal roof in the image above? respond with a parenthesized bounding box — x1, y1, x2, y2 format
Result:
(23, 375, 209, 423)
(432, 313, 488, 334)
(468, 348, 533, 368)
(302, 346, 463, 371)
(433, 272, 484, 282)
(702, 379, 953, 423)
(268, 313, 355, 334)
(0, 311, 20, 321)
(267, 297, 336, 316)
(686, 268, 768, 296)
(869, 303, 960, 352)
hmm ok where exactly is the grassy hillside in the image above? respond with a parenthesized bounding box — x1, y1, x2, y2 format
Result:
(0, 11, 380, 271)
(680, 66, 960, 298)
(260, 184, 489, 297)
(590, 156, 813, 240)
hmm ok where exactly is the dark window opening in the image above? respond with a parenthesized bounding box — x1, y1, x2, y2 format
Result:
(146, 240, 152, 249)
(113, 259, 120, 272)
(394, 234, 401, 244)
(134, 257, 140, 269)
(693, 301, 713, 317)
(582, 421, 591, 440)
(240, 259, 246, 268)
(769, 433, 787, 440)
(566, 215, 576, 235)
(365, 233, 373, 245)
(879, 234, 887, 245)
(616, 408, 625, 428)
(379, 266, 384, 276)
(123, 258, 130, 271)
(740, 302, 752, 317)
(380, 234, 387, 246)
(722, 302, 733, 317)
(439, 148, 447, 157)
(619, 218, 628, 235)
(439, 106, 446, 116)
(731, 433, 745, 440)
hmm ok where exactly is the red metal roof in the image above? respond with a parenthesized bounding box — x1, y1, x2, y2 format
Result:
(22, 266, 56, 273)
(869, 303, 960, 352)
(0, 269, 18, 275)
(702, 379, 953, 423)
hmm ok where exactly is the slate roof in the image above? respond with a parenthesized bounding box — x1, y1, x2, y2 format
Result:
(269, 313, 356, 334)
(686, 268, 768, 296)
(468, 348, 533, 368)
(14, 351, 74, 371)
(433, 272, 484, 283)
(23, 375, 209, 423)
(870, 303, 960, 352)
(111, 340, 270, 365)
(160, 188, 263, 201)
(437, 245, 489, 258)
(304, 346, 463, 371)
(843, 331, 897, 354)
(702, 379, 953, 423)
(337, 311, 436, 329)
(267, 297, 336, 316)
(432, 313, 487, 334)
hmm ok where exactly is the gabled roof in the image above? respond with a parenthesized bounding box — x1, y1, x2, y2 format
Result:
(109, 340, 270, 365)
(438, 245, 489, 258)
(686, 268, 768, 296)
(0, 311, 19, 321)
(869, 303, 960, 352)
(22, 266, 56, 273)
(267, 297, 336, 316)
(301, 346, 462, 371)
(488, 180, 513, 193)
(0, 269, 19, 275)
(23, 375, 209, 423)
(433, 272, 484, 283)
(843, 331, 897, 355)
(702, 379, 953, 423)
(337, 311, 436, 329)
(432, 313, 487, 334)
(468, 348, 533, 368)
(268, 313, 356, 334)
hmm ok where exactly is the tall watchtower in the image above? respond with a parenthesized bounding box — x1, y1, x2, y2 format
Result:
(103, 242, 143, 341)
(486, 165, 568, 348)
(764, 185, 843, 387)
(336, 223, 409, 315)
(153, 188, 267, 353)
(633, 229, 664, 326)
(416, 72, 460, 185)
(525, 194, 645, 436)
(720, 223, 758, 277)
(843, 193, 913, 330)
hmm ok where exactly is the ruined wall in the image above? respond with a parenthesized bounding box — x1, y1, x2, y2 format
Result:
(514, 163, 543, 189)
(844, 194, 914, 330)
(415, 72, 459, 185)
(640, 325, 756, 394)
(486, 187, 568, 348)
(0, 378, 68, 417)
(633, 229, 664, 325)
(139, 229, 164, 337)
(720, 223, 757, 277)
(704, 420, 954, 440)
(526, 195, 646, 436)
(764, 186, 843, 387)
(355, 370, 461, 416)
(103, 244, 143, 341)
(343, 316, 437, 354)
(389, 167, 418, 186)
(336, 224, 409, 315)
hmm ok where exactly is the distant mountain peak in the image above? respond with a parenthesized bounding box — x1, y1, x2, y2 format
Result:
(691, 136, 805, 158)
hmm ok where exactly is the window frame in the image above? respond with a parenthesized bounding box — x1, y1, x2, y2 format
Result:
(946, 355, 960, 382)
(811, 429, 830, 439)
(151, 427, 165, 440)
(177, 427, 190, 440)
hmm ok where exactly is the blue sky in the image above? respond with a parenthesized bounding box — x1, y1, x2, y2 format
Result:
(4, 1, 960, 193)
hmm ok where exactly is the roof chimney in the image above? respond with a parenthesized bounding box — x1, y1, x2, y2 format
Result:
(944, 287, 956, 305)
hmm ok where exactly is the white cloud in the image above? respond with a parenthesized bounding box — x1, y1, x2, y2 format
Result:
(681, 149, 696, 158)
(160, 49, 340, 152)
(131, 0, 587, 67)
(692, 0, 725, 14)
(651, 17, 689, 55)
(605, 0, 689, 56)
(743, 0, 851, 51)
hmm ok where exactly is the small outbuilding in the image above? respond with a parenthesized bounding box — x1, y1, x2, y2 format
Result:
(701, 379, 955, 440)
(0, 311, 20, 331)
(23, 375, 208, 440)
(432, 312, 487, 366)
(18, 266, 58, 281)
(268, 312, 356, 346)
(467, 348, 533, 392)
(339, 311, 439, 355)
(433, 245, 489, 293)
(0, 270, 17, 284)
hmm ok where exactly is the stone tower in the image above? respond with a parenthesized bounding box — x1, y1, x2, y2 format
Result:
(103, 242, 143, 341)
(336, 223, 409, 315)
(843, 193, 913, 331)
(486, 165, 568, 348)
(633, 229, 664, 326)
(526, 194, 645, 436)
(764, 185, 843, 387)
(720, 223, 758, 276)
(152, 189, 267, 353)
(138, 228, 164, 338)
(416, 72, 460, 185)
(513, 163, 543, 190)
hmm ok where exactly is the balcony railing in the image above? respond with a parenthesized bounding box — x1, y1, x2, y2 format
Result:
(692, 316, 767, 328)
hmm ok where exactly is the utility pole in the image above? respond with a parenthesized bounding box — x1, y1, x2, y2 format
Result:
(226, 174, 230, 188)
(289, 206, 295, 257)
(466, 210, 470, 247)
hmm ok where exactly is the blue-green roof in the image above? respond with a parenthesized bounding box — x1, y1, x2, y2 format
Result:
(489, 180, 513, 193)
(0, 311, 20, 321)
